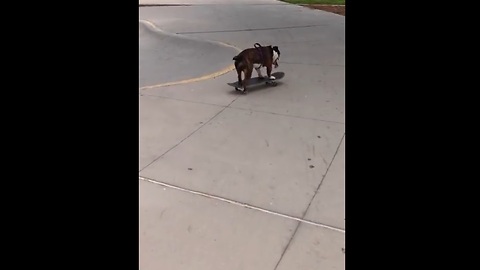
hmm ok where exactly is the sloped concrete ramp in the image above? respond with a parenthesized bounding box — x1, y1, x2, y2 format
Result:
(139, 20, 239, 88)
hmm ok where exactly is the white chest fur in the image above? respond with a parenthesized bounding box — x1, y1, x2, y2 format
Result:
(272, 51, 279, 63)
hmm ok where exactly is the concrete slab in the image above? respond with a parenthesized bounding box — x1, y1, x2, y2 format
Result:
(230, 64, 345, 123)
(140, 179, 298, 270)
(140, 108, 344, 217)
(275, 223, 345, 270)
(139, 2, 345, 269)
(139, 21, 238, 88)
(140, 58, 344, 123)
(139, 95, 223, 170)
(140, 73, 239, 107)
(139, 4, 344, 36)
(139, 4, 344, 123)
(304, 138, 345, 229)
(140, 63, 344, 126)
(184, 29, 345, 67)
(140, 0, 283, 5)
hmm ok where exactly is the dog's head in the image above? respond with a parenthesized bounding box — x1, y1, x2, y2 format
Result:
(272, 46, 281, 68)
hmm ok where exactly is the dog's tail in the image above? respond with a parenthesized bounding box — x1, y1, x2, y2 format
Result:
(233, 55, 245, 71)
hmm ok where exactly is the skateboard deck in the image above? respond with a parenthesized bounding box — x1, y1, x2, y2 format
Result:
(227, 71, 285, 91)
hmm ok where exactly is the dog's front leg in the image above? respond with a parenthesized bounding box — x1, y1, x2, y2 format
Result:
(255, 64, 267, 79)
(255, 66, 263, 78)
(266, 65, 275, 80)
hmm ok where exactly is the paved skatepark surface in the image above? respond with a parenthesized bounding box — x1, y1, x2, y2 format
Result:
(139, 0, 345, 269)
(139, 21, 239, 88)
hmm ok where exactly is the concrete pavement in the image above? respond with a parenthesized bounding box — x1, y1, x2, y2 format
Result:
(139, 1, 345, 269)
(139, 20, 239, 88)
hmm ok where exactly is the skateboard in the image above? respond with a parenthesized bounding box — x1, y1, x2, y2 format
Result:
(227, 71, 285, 92)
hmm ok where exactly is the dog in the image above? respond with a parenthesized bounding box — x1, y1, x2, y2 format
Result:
(232, 43, 280, 93)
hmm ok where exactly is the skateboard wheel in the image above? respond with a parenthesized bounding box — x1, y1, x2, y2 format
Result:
(267, 81, 277, 86)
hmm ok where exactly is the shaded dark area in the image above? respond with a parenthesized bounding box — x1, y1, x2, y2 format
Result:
(303, 5, 345, 16)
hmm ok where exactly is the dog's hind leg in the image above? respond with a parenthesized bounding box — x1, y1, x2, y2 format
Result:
(236, 69, 243, 90)
(254, 64, 266, 79)
(234, 60, 245, 91)
(243, 66, 253, 94)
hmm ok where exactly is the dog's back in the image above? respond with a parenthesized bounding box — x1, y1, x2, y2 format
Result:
(233, 47, 273, 66)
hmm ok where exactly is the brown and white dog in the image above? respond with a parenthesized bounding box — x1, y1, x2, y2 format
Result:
(232, 43, 280, 93)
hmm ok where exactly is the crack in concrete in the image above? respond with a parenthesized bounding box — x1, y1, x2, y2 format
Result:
(273, 133, 345, 269)
(301, 133, 345, 218)
(139, 176, 345, 233)
(281, 62, 344, 67)
(139, 95, 241, 172)
(140, 94, 345, 125)
(177, 24, 327, 35)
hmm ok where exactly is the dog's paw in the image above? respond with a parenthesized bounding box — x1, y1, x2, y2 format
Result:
(235, 86, 245, 92)
(269, 75, 276, 80)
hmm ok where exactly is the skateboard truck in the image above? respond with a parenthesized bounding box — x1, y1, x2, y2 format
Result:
(266, 78, 277, 86)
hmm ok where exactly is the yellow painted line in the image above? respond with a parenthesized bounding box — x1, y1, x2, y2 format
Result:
(139, 20, 241, 90)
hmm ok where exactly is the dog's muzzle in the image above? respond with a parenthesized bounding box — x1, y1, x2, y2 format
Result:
(273, 60, 279, 68)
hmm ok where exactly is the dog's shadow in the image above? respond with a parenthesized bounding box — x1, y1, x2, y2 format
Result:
(227, 81, 284, 95)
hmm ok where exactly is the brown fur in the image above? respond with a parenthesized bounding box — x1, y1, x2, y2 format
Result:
(232, 45, 275, 94)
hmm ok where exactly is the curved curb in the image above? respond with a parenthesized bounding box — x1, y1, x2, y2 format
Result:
(139, 20, 241, 90)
